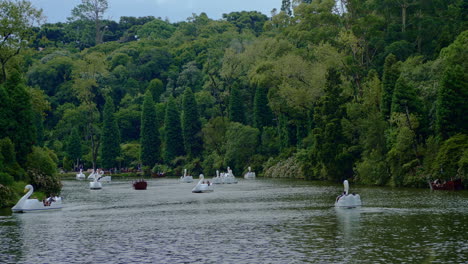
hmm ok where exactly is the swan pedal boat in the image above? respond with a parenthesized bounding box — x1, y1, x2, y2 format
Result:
(180, 169, 194, 183)
(335, 180, 362, 208)
(192, 174, 214, 193)
(12, 185, 62, 213)
(76, 169, 85, 180)
(244, 166, 256, 179)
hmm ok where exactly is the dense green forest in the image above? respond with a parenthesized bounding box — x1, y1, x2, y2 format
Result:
(0, 0, 467, 206)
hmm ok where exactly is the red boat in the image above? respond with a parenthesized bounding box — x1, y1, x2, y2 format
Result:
(133, 179, 147, 190)
(431, 179, 463, 191)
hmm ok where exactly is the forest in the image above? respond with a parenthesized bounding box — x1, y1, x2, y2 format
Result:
(0, 0, 467, 206)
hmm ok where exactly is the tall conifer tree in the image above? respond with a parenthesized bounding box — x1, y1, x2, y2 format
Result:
(253, 85, 273, 129)
(381, 54, 400, 119)
(67, 128, 82, 169)
(181, 88, 202, 158)
(3, 71, 35, 165)
(163, 97, 185, 163)
(101, 96, 120, 169)
(435, 65, 468, 140)
(140, 90, 160, 167)
(228, 84, 245, 124)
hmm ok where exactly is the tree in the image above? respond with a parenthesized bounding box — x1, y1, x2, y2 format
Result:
(163, 97, 185, 163)
(311, 68, 351, 181)
(228, 84, 245, 124)
(224, 122, 259, 173)
(70, 0, 108, 45)
(147, 78, 164, 103)
(381, 54, 400, 119)
(1, 70, 36, 165)
(140, 90, 160, 167)
(435, 65, 468, 140)
(0, 0, 43, 82)
(181, 88, 203, 158)
(253, 84, 273, 129)
(100, 96, 120, 169)
(67, 128, 82, 170)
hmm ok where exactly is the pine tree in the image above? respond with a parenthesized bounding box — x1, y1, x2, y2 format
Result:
(381, 54, 400, 119)
(181, 88, 202, 158)
(163, 97, 185, 163)
(67, 128, 82, 169)
(228, 84, 245, 124)
(140, 90, 160, 167)
(391, 76, 420, 115)
(101, 97, 121, 169)
(3, 70, 35, 165)
(435, 65, 468, 140)
(253, 85, 273, 129)
(312, 68, 351, 181)
(147, 78, 164, 103)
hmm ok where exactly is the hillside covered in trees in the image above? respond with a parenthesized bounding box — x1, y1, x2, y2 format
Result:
(0, 0, 467, 205)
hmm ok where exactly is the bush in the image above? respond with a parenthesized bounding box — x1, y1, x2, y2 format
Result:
(25, 146, 62, 195)
(0, 172, 14, 186)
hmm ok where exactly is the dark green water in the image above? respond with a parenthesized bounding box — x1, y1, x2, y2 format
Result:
(1, 178, 467, 263)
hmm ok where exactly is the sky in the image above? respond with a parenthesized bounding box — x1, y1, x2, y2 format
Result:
(28, 0, 280, 23)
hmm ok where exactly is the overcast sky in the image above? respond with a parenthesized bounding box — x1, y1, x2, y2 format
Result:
(29, 0, 280, 23)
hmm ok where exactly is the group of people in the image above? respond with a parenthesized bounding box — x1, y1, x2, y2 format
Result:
(202, 181, 211, 186)
(42, 195, 56, 206)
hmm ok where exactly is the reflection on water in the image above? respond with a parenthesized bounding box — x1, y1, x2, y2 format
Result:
(0, 179, 467, 263)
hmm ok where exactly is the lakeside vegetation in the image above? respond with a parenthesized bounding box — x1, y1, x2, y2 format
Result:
(0, 0, 467, 206)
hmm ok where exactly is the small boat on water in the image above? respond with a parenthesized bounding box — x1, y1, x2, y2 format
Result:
(152, 172, 165, 178)
(192, 174, 214, 193)
(133, 179, 147, 190)
(244, 166, 256, 179)
(430, 179, 463, 191)
(180, 169, 194, 183)
(76, 169, 85, 180)
(12, 185, 62, 213)
(335, 180, 361, 208)
(90, 174, 102, 190)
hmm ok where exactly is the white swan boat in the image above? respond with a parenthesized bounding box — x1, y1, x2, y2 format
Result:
(244, 166, 256, 179)
(89, 174, 102, 190)
(192, 174, 214, 193)
(222, 167, 238, 184)
(87, 169, 96, 180)
(335, 180, 361, 208)
(12, 185, 62, 213)
(180, 169, 194, 183)
(211, 170, 222, 184)
(76, 169, 85, 180)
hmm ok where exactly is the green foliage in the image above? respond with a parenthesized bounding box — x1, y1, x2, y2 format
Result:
(381, 54, 400, 119)
(228, 84, 245, 124)
(224, 122, 259, 173)
(264, 155, 303, 179)
(0, 172, 14, 186)
(163, 97, 185, 163)
(435, 65, 468, 140)
(432, 134, 468, 180)
(0, 0, 43, 82)
(26, 146, 61, 195)
(1, 71, 36, 165)
(253, 84, 273, 129)
(140, 90, 160, 167)
(147, 78, 164, 103)
(181, 88, 203, 159)
(67, 128, 82, 167)
(100, 96, 121, 169)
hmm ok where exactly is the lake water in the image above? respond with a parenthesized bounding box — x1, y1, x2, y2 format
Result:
(1, 178, 467, 263)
